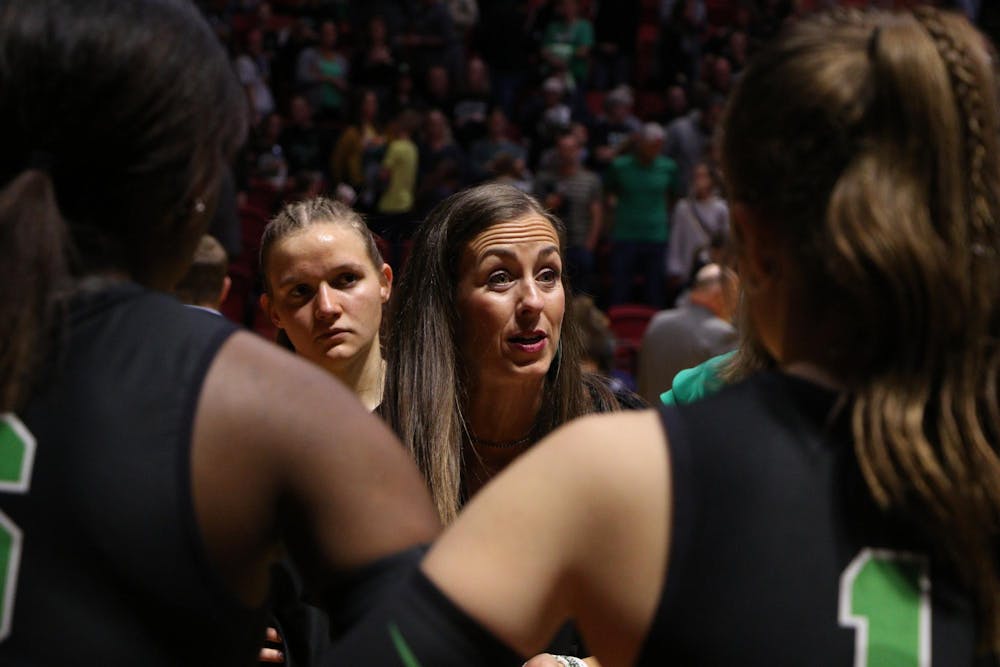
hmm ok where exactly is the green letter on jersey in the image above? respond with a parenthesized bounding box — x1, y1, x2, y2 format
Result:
(839, 549, 930, 667)
(0, 414, 36, 642)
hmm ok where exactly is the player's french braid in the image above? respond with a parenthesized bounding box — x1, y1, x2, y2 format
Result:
(915, 9, 1000, 650)
(913, 7, 994, 249)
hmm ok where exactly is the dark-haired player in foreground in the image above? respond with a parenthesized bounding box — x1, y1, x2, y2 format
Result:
(0, 1, 437, 663)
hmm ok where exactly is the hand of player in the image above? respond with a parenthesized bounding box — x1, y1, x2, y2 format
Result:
(259, 626, 285, 664)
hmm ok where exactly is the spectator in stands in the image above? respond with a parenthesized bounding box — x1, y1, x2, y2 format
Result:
(447, 0, 480, 38)
(400, 0, 462, 81)
(537, 119, 591, 174)
(469, 107, 526, 182)
(523, 76, 573, 165)
(663, 85, 723, 194)
(475, 0, 533, 117)
(658, 0, 706, 88)
(535, 130, 603, 295)
(541, 0, 594, 98)
(666, 161, 729, 290)
(174, 235, 231, 316)
(252, 111, 288, 189)
(573, 294, 645, 400)
(260, 197, 393, 411)
(659, 299, 774, 408)
(490, 152, 533, 194)
(727, 29, 750, 74)
(658, 83, 689, 125)
(591, 0, 639, 91)
(331, 89, 387, 211)
(417, 108, 468, 215)
(423, 64, 455, 115)
(252, 3, 281, 56)
(605, 122, 679, 308)
(709, 53, 733, 96)
(589, 84, 641, 174)
(636, 262, 737, 403)
(273, 17, 318, 108)
(385, 62, 420, 118)
(526, 0, 558, 49)
(349, 0, 407, 39)
(352, 14, 398, 102)
(235, 26, 276, 124)
(279, 95, 328, 175)
(294, 22, 324, 111)
(312, 20, 349, 121)
(451, 56, 494, 149)
(375, 110, 420, 261)
(573, 294, 615, 378)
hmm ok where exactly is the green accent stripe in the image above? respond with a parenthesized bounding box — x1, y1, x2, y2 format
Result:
(389, 622, 424, 667)
(0, 421, 26, 484)
(0, 526, 11, 620)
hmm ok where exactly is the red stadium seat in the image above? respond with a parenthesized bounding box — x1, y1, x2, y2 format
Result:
(607, 304, 659, 376)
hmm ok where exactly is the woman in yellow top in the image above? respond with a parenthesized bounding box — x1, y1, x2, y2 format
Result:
(375, 110, 420, 264)
(330, 89, 385, 209)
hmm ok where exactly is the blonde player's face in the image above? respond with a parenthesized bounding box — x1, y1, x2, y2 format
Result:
(264, 224, 390, 375)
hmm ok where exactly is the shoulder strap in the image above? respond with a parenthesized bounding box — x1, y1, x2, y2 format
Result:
(687, 198, 714, 238)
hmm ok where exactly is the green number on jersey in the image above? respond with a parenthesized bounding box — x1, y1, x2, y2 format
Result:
(839, 548, 930, 667)
(0, 414, 36, 642)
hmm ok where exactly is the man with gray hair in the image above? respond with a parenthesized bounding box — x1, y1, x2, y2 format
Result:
(664, 88, 724, 194)
(604, 121, 679, 307)
(589, 85, 641, 173)
(636, 263, 738, 404)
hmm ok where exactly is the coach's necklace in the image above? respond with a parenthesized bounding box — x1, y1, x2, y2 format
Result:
(469, 428, 534, 449)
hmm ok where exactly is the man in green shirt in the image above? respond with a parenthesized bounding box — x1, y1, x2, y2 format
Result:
(605, 122, 679, 307)
(541, 0, 594, 93)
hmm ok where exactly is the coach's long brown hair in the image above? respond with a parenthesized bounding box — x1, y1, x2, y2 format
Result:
(381, 184, 619, 524)
(723, 8, 1000, 649)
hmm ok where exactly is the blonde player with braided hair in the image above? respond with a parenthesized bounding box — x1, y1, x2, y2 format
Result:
(260, 196, 393, 411)
(329, 6, 1000, 666)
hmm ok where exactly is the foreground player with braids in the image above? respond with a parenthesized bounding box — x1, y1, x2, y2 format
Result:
(0, 0, 437, 663)
(331, 7, 1000, 665)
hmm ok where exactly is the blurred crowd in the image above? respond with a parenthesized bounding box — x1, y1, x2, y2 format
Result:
(196, 0, 994, 320)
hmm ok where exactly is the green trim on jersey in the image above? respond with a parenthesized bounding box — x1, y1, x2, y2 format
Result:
(389, 621, 425, 667)
(0, 413, 36, 641)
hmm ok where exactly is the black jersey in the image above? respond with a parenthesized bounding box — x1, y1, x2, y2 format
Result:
(0, 283, 266, 665)
(636, 371, 981, 666)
